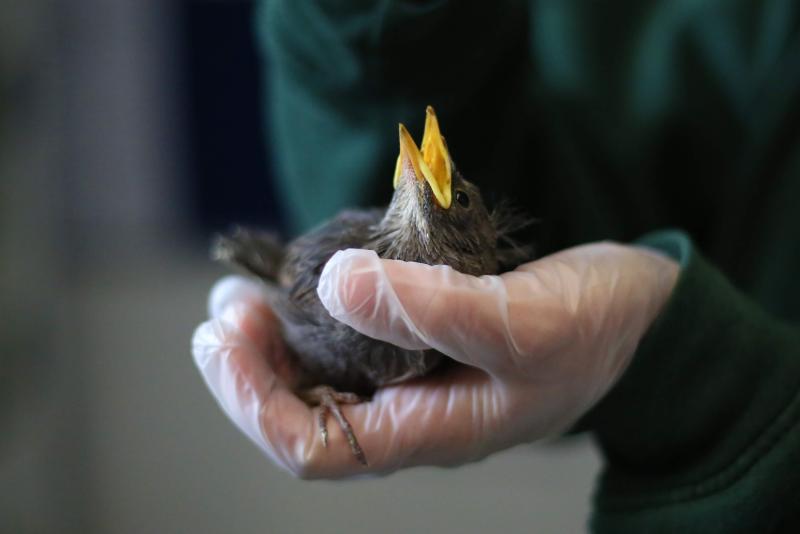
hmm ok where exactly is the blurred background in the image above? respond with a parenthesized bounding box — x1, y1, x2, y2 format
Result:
(0, 1, 599, 532)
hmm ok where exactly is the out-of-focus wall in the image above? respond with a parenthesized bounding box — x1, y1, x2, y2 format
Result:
(0, 2, 600, 533)
(2, 0, 184, 530)
(1, 1, 85, 531)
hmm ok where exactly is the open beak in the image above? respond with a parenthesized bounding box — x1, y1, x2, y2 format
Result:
(393, 106, 453, 209)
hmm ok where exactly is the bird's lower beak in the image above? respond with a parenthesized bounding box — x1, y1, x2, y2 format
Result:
(393, 107, 452, 209)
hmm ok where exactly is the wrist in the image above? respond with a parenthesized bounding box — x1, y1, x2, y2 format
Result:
(579, 230, 800, 508)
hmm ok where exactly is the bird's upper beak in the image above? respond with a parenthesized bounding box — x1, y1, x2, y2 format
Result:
(393, 106, 452, 209)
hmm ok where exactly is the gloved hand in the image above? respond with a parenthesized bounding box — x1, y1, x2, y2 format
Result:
(192, 242, 679, 478)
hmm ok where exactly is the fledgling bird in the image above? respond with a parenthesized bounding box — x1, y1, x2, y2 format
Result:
(213, 107, 531, 466)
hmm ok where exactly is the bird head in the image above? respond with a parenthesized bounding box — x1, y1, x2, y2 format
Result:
(376, 106, 498, 275)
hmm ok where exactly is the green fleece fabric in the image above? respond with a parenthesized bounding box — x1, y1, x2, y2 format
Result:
(257, 1, 800, 531)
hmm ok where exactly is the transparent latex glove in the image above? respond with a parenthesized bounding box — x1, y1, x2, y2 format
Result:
(192, 242, 678, 479)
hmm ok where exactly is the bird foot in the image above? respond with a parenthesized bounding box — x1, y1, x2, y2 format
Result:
(299, 385, 367, 466)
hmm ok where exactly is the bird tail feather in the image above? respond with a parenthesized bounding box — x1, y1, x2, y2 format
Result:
(211, 226, 284, 283)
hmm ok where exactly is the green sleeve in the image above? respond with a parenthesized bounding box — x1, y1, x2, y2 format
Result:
(257, 0, 528, 233)
(582, 230, 800, 533)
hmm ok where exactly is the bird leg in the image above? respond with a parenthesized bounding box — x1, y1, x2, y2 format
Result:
(299, 385, 367, 466)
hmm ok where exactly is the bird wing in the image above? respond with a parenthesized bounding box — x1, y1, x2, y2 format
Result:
(280, 208, 385, 325)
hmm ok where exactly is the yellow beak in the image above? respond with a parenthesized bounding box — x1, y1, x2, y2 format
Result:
(393, 106, 453, 209)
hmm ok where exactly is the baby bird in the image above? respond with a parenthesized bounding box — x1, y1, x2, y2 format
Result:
(213, 107, 530, 465)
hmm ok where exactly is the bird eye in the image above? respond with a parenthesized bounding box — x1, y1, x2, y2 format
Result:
(455, 190, 470, 208)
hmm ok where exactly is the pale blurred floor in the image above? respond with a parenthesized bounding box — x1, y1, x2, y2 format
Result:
(64, 245, 600, 534)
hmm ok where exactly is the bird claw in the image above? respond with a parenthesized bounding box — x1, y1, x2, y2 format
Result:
(316, 408, 329, 448)
(301, 385, 367, 465)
